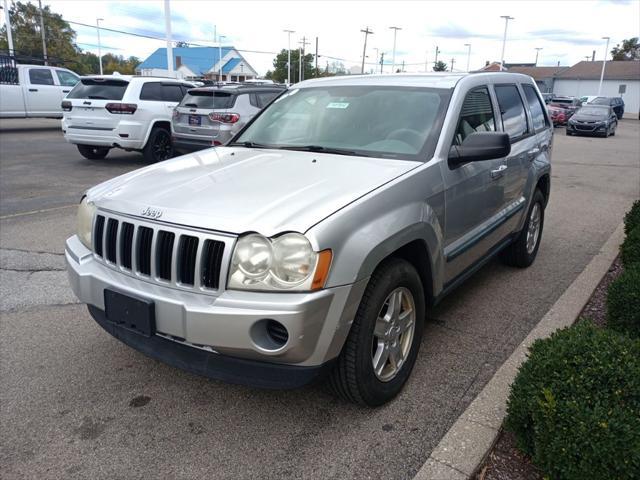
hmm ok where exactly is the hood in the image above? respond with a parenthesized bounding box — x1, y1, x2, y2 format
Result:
(572, 112, 607, 122)
(87, 147, 419, 236)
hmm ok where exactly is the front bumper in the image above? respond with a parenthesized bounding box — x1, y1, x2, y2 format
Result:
(566, 122, 608, 135)
(66, 235, 366, 378)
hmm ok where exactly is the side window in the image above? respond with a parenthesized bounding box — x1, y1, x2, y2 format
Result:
(29, 68, 54, 86)
(56, 70, 79, 87)
(257, 91, 279, 108)
(162, 84, 184, 102)
(249, 93, 259, 108)
(139, 82, 163, 101)
(522, 84, 548, 131)
(494, 85, 529, 140)
(453, 87, 495, 146)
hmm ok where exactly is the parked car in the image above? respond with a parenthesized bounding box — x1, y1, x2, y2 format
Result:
(62, 75, 194, 162)
(0, 62, 80, 118)
(579, 95, 599, 105)
(171, 85, 285, 152)
(548, 96, 582, 118)
(589, 96, 625, 119)
(548, 105, 568, 126)
(566, 105, 618, 137)
(66, 72, 552, 406)
(541, 92, 554, 104)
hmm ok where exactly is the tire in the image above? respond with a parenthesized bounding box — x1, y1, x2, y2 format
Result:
(77, 144, 110, 160)
(611, 123, 616, 136)
(565, 129, 572, 136)
(328, 258, 425, 406)
(143, 127, 173, 163)
(501, 189, 545, 268)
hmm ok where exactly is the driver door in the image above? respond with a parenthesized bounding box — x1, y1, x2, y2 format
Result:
(441, 86, 507, 283)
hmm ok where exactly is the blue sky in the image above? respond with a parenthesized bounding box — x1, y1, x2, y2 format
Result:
(3, 0, 639, 75)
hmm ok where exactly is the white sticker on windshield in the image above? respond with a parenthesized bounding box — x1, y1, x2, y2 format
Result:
(326, 102, 349, 109)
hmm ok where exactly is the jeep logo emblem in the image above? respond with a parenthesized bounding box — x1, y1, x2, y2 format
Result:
(141, 207, 163, 219)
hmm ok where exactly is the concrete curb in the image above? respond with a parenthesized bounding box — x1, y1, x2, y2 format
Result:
(413, 222, 626, 480)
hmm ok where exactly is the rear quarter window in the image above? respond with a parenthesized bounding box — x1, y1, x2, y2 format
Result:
(522, 84, 548, 131)
(139, 82, 163, 101)
(495, 84, 529, 140)
(67, 79, 129, 100)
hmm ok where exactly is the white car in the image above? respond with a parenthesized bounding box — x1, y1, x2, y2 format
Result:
(0, 63, 80, 118)
(62, 76, 194, 162)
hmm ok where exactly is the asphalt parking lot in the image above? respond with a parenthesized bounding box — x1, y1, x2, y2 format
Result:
(1, 118, 639, 480)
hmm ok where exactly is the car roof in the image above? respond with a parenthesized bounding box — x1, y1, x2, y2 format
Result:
(291, 72, 537, 90)
(79, 75, 192, 84)
(187, 85, 285, 94)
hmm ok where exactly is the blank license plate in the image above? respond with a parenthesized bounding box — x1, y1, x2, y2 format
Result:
(104, 289, 155, 337)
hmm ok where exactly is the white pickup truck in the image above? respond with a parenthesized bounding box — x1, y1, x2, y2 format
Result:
(0, 64, 80, 118)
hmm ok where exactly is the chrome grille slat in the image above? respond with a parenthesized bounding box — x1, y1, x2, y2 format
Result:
(92, 211, 232, 295)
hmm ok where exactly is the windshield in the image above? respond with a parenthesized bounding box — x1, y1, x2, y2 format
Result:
(180, 90, 235, 109)
(235, 85, 451, 160)
(577, 106, 608, 116)
(67, 78, 129, 100)
(590, 97, 610, 105)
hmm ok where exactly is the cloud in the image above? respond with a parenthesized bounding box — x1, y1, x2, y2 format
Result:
(428, 24, 500, 40)
(526, 29, 596, 46)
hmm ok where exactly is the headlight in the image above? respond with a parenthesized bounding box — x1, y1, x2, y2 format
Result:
(228, 233, 332, 291)
(77, 196, 96, 249)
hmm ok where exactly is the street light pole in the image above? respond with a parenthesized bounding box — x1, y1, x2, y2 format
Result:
(96, 18, 104, 74)
(464, 43, 471, 72)
(2, 0, 14, 57)
(298, 37, 310, 82)
(283, 29, 294, 85)
(389, 26, 401, 73)
(38, 0, 47, 65)
(534, 47, 543, 66)
(597, 36, 610, 96)
(218, 35, 226, 81)
(164, 0, 174, 73)
(360, 27, 373, 74)
(499, 15, 514, 71)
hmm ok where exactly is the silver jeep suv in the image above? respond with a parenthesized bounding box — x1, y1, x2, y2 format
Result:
(66, 72, 552, 406)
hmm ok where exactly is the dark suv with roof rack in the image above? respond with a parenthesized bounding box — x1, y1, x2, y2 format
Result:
(171, 84, 285, 152)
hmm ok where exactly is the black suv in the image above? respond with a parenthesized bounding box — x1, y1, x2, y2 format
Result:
(590, 96, 625, 119)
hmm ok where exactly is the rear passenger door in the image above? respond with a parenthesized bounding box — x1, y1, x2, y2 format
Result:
(521, 83, 552, 189)
(492, 84, 536, 212)
(25, 68, 60, 116)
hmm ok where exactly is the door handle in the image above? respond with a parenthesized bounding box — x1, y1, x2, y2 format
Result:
(527, 147, 540, 156)
(29, 88, 38, 92)
(490, 164, 508, 179)
(63, 89, 70, 93)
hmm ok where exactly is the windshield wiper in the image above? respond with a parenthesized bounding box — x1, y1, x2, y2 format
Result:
(183, 103, 199, 108)
(278, 145, 363, 156)
(227, 141, 273, 148)
(87, 95, 108, 99)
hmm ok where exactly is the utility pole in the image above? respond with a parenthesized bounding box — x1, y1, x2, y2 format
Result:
(96, 18, 104, 74)
(450, 58, 455, 72)
(499, 15, 514, 71)
(389, 26, 401, 73)
(464, 43, 472, 72)
(37, 0, 47, 65)
(534, 47, 543, 66)
(380, 52, 385, 73)
(299, 36, 310, 82)
(373, 48, 379, 74)
(2, 0, 15, 57)
(434, 45, 440, 67)
(401, 60, 405, 72)
(591, 50, 596, 61)
(597, 36, 610, 96)
(283, 29, 294, 84)
(360, 27, 373, 74)
(164, 0, 174, 73)
(315, 37, 319, 77)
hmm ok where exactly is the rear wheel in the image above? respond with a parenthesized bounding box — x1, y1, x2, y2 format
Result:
(501, 189, 545, 268)
(77, 144, 110, 160)
(328, 258, 425, 406)
(143, 127, 173, 163)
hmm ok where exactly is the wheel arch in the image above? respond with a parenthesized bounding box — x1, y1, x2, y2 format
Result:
(142, 119, 171, 148)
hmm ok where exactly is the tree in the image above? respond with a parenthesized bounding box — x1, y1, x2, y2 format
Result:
(611, 37, 640, 61)
(433, 60, 448, 72)
(267, 49, 315, 83)
(0, 1, 79, 65)
(101, 53, 140, 75)
(175, 41, 189, 48)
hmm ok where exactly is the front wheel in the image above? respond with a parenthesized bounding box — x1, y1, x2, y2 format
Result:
(328, 258, 425, 406)
(143, 127, 173, 163)
(501, 189, 545, 268)
(77, 144, 110, 160)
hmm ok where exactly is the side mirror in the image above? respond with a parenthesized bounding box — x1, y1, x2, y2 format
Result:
(448, 132, 511, 166)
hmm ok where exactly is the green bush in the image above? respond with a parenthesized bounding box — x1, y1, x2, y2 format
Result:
(607, 263, 640, 338)
(621, 226, 640, 267)
(624, 200, 640, 235)
(505, 322, 640, 480)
